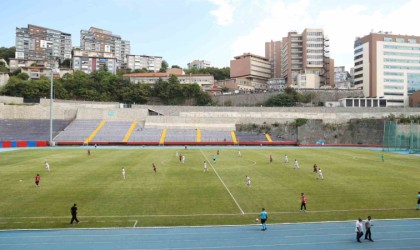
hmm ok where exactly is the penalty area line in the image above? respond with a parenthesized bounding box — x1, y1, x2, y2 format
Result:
(200, 150, 245, 215)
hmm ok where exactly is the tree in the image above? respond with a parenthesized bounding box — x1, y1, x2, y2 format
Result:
(264, 93, 295, 107)
(0, 47, 16, 64)
(171, 65, 181, 69)
(159, 60, 169, 72)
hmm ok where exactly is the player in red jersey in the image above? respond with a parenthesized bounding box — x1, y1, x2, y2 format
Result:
(300, 193, 307, 211)
(35, 174, 41, 187)
(152, 163, 157, 173)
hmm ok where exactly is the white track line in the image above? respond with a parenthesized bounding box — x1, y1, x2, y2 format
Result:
(200, 150, 244, 215)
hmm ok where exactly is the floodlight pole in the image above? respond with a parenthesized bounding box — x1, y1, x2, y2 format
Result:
(49, 66, 54, 146)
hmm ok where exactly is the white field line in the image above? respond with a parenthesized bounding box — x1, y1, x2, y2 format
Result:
(0, 207, 415, 220)
(200, 150, 244, 215)
(129, 220, 138, 228)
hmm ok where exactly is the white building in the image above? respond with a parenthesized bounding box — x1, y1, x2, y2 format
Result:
(354, 32, 420, 107)
(126, 55, 162, 72)
(187, 60, 211, 69)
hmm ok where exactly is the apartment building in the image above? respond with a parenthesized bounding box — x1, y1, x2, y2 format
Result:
(15, 24, 72, 62)
(230, 53, 271, 90)
(80, 27, 130, 67)
(187, 60, 211, 69)
(281, 29, 333, 88)
(265, 40, 282, 78)
(72, 50, 117, 74)
(354, 32, 420, 107)
(334, 66, 352, 89)
(9, 58, 48, 71)
(126, 55, 162, 72)
(123, 73, 214, 90)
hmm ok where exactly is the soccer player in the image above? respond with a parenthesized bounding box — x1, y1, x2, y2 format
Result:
(284, 154, 289, 163)
(44, 161, 50, 172)
(152, 163, 157, 173)
(417, 191, 420, 210)
(70, 203, 79, 224)
(317, 168, 324, 180)
(238, 150, 242, 157)
(212, 155, 216, 163)
(122, 167, 126, 179)
(87, 149, 91, 156)
(355, 218, 363, 243)
(313, 164, 318, 173)
(35, 174, 41, 187)
(300, 193, 307, 211)
(176, 151, 179, 157)
(182, 155, 185, 163)
(246, 176, 251, 187)
(179, 154, 182, 162)
(269, 155, 273, 164)
(217, 149, 219, 155)
(381, 154, 384, 162)
(294, 159, 299, 169)
(204, 161, 207, 172)
(364, 215, 374, 241)
(260, 208, 268, 231)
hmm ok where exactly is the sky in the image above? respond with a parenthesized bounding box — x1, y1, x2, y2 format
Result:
(0, 0, 418, 70)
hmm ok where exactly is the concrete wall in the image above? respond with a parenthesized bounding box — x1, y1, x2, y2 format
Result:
(145, 116, 236, 131)
(212, 89, 364, 106)
(0, 96, 24, 104)
(0, 105, 77, 120)
(76, 108, 148, 121)
(39, 98, 120, 109)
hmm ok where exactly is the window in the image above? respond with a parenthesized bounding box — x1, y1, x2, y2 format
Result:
(384, 72, 404, 76)
(384, 79, 404, 83)
(396, 38, 405, 43)
(354, 48, 363, 54)
(355, 73, 363, 78)
(354, 54, 363, 60)
(355, 61, 363, 66)
(384, 65, 420, 70)
(384, 45, 420, 51)
(384, 37, 393, 42)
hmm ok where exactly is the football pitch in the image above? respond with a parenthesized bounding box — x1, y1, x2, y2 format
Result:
(0, 147, 419, 230)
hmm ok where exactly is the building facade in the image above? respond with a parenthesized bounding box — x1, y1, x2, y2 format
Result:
(354, 32, 420, 107)
(80, 27, 130, 67)
(9, 58, 48, 71)
(187, 60, 211, 69)
(123, 73, 214, 90)
(281, 29, 333, 88)
(72, 50, 117, 74)
(15, 24, 72, 62)
(230, 53, 271, 90)
(265, 40, 282, 78)
(126, 55, 162, 72)
(334, 66, 352, 89)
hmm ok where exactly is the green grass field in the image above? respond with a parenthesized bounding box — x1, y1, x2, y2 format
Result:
(0, 147, 419, 229)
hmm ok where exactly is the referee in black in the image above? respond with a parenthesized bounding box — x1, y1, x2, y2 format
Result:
(70, 203, 79, 224)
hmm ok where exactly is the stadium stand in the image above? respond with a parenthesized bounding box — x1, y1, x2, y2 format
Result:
(199, 130, 233, 142)
(54, 120, 102, 142)
(164, 129, 196, 142)
(0, 119, 71, 141)
(128, 127, 163, 143)
(235, 131, 268, 142)
(91, 121, 133, 142)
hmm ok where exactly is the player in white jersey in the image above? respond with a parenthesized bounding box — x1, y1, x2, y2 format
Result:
(122, 167, 126, 179)
(284, 154, 289, 163)
(294, 159, 299, 169)
(44, 161, 50, 172)
(317, 168, 324, 180)
(238, 150, 242, 157)
(246, 176, 251, 187)
(203, 161, 207, 172)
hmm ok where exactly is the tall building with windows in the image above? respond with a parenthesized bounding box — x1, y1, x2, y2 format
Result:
(230, 53, 271, 90)
(15, 24, 72, 62)
(281, 28, 333, 88)
(354, 32, 420, 107)
(80, 27, 130, 67)
(127, 55, 162, 72)
(265, 40, 282, 78)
